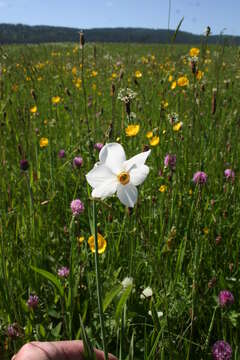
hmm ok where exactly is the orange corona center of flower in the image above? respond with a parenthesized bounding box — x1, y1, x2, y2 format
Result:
(117, 171, 130, 185)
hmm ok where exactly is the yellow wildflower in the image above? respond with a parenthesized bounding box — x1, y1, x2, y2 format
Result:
(146, 131, 153, 139)
(162, 101, 168, 108)
(196, 70, 204, 80)
(125, 124, 140, 137)
(149, 136, 159, 146)
(92, 70, 98, 77)
(72, 66, 77, 75)
(168, 75, 173, 82)
(203, 227, 209, 235)
(92, 83, 97, 91)
(177, 76, 189, 87)
(189, 47, 200, 57)
(171, 81, 177, 90)
(159, 185, 167, 193)
(88, 233, 107, 254)
(30, 105, 37, 114)
(52, 96, 61, 104)
(173, 122, 183, 132)
(78, 236, 85, 244)
(135, 70, 142, 78)
(39, 137, 49, 148)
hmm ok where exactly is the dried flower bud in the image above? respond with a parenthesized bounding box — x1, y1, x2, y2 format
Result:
(211, 89, 217, 115)
(208, 276, 217, 288)
(79, 31, 85, 49)
(215, 235, 222, 245)
(31, 89, 37, 101)
(111, 83, 115, 96)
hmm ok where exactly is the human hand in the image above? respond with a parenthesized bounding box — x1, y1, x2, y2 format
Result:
(12, 340, 117, 360)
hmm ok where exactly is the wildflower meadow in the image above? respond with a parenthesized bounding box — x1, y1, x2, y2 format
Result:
(0, 37, 240, 359)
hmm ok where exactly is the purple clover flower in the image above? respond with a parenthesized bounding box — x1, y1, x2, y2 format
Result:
(193, 171, 207, 185)
(27, 294, 39, 309)
(164, 154, 176, 170)
(58, 266, 70, 278)
(73, 156, 83, 168)
(94, 143, 104, 151)
(224, 169, 235, 181)
(7, 324, 20, 338)
(20, 159, 29, 171)
(218, 290, 234, 308)
(212, 340, 232, 360)
(58, 149, 66, 158)
(71, 199, 85, 215)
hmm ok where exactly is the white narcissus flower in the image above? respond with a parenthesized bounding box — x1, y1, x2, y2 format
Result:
(86, 143, 151, 208)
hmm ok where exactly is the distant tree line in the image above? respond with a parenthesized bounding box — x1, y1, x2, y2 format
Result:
(0, 23, 239, 45)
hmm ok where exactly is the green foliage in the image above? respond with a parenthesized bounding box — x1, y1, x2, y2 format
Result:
(0, 40, 240, 359)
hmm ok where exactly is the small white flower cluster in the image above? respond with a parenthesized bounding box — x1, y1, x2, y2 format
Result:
(121, 277, 133, 289)
(140, 286, 153, 299)
(117, 88, 137, 103)
(188, 56, 198, 64)
(148, 310, 163, 318)
(167, 112, 179, 125)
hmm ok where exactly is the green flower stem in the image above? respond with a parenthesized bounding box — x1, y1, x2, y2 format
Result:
(93, 200, 108, 359)
(69, 216, 75, 339)
(204, 306, 218, 350)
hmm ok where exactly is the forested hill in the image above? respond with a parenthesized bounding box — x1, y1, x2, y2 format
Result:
(0, 23, 239, 45)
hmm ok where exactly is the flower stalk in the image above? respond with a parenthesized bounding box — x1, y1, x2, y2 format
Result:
(92, 200, 108, 359)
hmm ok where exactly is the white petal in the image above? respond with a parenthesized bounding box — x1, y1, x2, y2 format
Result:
(124, 149, 151, 172)
(130, 165, 149, 186)
(92, 178, 118, 199)
(86, 164, 115, 188)
(117, 183, 138, 207)
(99, 143, 126, 174)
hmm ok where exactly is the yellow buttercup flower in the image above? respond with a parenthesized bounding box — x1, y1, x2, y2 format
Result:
(135, 70, 142, 78)
(196, 70, 204, 80)
(146, 131, 153, 139)
(162, 101, 168, 108)
(88, 233, 107, 254)
(125, 124, 140, 137)
(52, 96, 61, 104)
(149, 136, 159, 146)
(171, 81, 177, 90)
(189, 47, 200, 57)
(173, 121, 183, 132)
(203, 227, 209, 235)
(39, 137, 49, 148)
(72, 66, 77, 75)
(78, 236, 85, 244)
(159, 185, 167, 193)
(168, 75, 173, 82)
(30, 105, 37, 114)
(177, 76, 189, 87)
(92, 70, 98, 77)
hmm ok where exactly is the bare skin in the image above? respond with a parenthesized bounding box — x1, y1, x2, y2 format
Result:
(11, 341, 117, 360)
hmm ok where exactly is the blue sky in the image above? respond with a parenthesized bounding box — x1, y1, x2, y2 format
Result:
(0, 0, 239, 35)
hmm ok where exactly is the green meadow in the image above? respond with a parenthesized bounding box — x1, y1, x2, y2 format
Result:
(0, 40, 240, 359)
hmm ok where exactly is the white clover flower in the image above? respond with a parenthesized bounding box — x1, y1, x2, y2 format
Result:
(86, 143, 151, 208)
(121, 277, 133, 289)
(117, 88, 137, 103)
(148, 310, 163, 318)
(140, 286, 153, 299)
